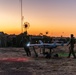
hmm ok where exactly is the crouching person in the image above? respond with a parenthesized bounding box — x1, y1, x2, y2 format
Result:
(45, 52, 51, 59)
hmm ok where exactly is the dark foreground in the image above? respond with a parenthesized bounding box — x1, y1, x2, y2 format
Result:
(0, 47, 76, 75)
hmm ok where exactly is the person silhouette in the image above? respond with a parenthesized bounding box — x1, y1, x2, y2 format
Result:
(67, 34, 76, 58)
(22, 36, 31, 56)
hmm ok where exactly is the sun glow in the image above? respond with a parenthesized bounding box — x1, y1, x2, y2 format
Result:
(0, 0, 76, 37)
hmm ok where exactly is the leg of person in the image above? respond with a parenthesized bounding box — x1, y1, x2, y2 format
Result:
(27, 48, 31, 56)
(71, 47, 76, 58)
(24, 46, 29, 56)
(25, 47, 31, 56)
(68, 47, 71, 58)
(72, 51, 76, 58)
(29, 50, 31, 56)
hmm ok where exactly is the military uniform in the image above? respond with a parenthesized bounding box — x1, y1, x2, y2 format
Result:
(22, 37, 31, 56)
(68, 34, 76, 58)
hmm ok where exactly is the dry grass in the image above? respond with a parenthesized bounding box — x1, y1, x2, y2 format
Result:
(0, 46, 76, 75)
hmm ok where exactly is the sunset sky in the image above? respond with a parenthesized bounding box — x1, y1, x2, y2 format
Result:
(0, 0, 76, 37)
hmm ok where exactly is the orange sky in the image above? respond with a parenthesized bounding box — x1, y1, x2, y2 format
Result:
(0, 0, 76, 37)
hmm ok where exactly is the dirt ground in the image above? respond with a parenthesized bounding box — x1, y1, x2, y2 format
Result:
(0, 46, 76, 75)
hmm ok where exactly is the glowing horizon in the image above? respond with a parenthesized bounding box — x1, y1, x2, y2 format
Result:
(0, 0, 76, 37)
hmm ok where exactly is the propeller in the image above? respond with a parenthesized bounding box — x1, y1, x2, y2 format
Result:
(24, 22, 30, 29)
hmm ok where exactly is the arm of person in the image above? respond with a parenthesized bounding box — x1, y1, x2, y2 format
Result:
(67, 40, 70, 46)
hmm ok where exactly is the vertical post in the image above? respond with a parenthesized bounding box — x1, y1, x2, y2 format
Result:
(20, 0, 23, 33)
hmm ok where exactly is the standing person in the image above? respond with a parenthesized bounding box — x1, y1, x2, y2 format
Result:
(22, 36, 31, 56)
(67, 34, 76, 58)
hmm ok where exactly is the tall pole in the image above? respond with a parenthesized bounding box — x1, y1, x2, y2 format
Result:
(20, 0, 23, 33)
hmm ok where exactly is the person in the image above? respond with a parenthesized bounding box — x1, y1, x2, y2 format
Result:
(22, 37, 31, 56)
(67, 34, 76, 58)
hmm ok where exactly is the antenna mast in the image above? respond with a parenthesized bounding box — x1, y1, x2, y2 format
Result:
(20, 0, 23, 33)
